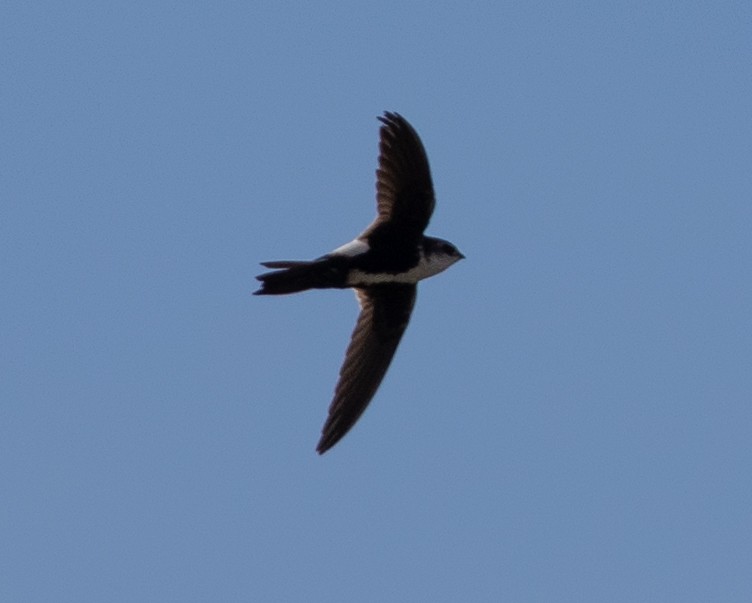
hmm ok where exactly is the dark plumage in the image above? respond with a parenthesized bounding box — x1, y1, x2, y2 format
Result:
(255, 112, 463, 454)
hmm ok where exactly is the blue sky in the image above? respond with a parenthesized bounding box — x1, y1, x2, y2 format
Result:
(2, 2, 751, 601)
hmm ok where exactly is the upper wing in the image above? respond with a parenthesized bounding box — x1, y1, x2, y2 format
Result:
(362, 112, 436, 245)
(316, 284, 417, 454)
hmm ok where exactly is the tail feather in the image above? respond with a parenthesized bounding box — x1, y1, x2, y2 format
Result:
(254, 259, 345, 295)
(260, 260, 311, 269)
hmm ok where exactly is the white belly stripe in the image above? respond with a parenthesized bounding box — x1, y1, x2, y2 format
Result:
(347, 253, 458, 286)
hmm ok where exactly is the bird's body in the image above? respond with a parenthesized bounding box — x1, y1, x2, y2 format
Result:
(255, 112, 463, 454)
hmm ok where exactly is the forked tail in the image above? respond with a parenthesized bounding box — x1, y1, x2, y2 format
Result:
(253, 259, 345, 295)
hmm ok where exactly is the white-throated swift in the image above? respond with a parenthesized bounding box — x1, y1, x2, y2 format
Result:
(255, 112, 463, 454)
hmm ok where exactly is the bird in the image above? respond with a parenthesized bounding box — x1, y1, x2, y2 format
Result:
(254, 112, 464, 454)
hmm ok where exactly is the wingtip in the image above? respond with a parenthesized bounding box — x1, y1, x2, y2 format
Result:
(378, 110, 403, 126)
(315, 435, 333, 455)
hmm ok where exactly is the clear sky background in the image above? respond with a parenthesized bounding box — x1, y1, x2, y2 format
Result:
(3, 2, 751, 601)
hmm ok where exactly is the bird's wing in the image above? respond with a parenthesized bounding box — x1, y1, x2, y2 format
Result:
(316, 284, 417, 454)
(361, 112, 436, 246)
